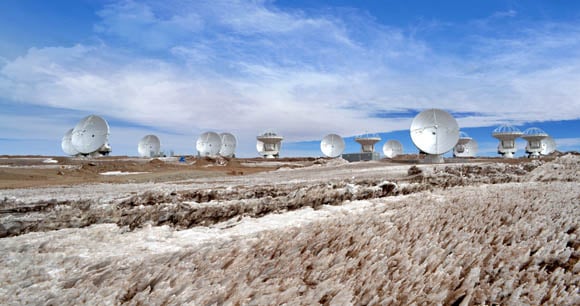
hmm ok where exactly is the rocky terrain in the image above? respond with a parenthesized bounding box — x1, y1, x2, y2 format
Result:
(0, 155, 578, 305)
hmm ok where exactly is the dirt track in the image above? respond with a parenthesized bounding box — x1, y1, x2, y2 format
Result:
(0, 154, 550, 189)
(0, 156, 306, 189)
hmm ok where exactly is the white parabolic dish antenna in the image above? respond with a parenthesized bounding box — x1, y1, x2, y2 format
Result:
(61, 128, 79, 156)
(355, 133, 381, 153)
(320, 134, 345, 158)
(522, 127, 548, 157)
(138, 135, 161, 157)
(453, 131, 475, 157)
(456, 131, 472, 146)
(196, 131, 222, 156)
(541, 136, 556, 155)
(454, 139, 478, 157)
(219, 132, 237, 157)
(410, 109, 459, 161)
(492, 124, 522, 158)
(257, 131, 283, 158)
(71, 115, 110, 154)
(382, 140, 403, 158)
(256, 140, 265, 154)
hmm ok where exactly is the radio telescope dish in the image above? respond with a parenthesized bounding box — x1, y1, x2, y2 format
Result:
(320, 134, 345, 158)
(453, 131, 476, 157)
(382, 140, 403, 158)
(61, 128, 79, 156)
(257, 130, 283, 158)
(522, 127, 548, 158)
(456, 131, 472, 146)
(540, 136, 556, 155)
(256, 140, 265, 154)
(71, 115, 110, 154)
(196, 131, 222, 157)
(492, 124, 522, 158)
(410, 109, 459, 163)
(454, 139, 478, 157)
(219, 132, 237, 157)
(355, 133, 381, 153)
(138, 135, 161, 157)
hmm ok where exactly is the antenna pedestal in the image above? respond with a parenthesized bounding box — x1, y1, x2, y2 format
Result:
(422, 154, 445, 164)
(502, 151, 515, 158)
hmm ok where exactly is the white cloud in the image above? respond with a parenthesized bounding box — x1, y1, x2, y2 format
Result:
(555, 138, 580, 149)
(94, 0, 205, 50)
(1, 0, 580, 156)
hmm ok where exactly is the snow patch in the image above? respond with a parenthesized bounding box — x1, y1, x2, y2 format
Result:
(100, 171, 150, 176)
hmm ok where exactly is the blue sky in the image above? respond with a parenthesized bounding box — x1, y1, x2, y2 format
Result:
(1, 0, 579, 157)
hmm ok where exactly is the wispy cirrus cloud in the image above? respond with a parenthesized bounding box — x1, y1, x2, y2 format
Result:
(491, 10, 518, 19)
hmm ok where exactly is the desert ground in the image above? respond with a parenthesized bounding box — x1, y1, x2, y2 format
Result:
(0, 154, 578, 305)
